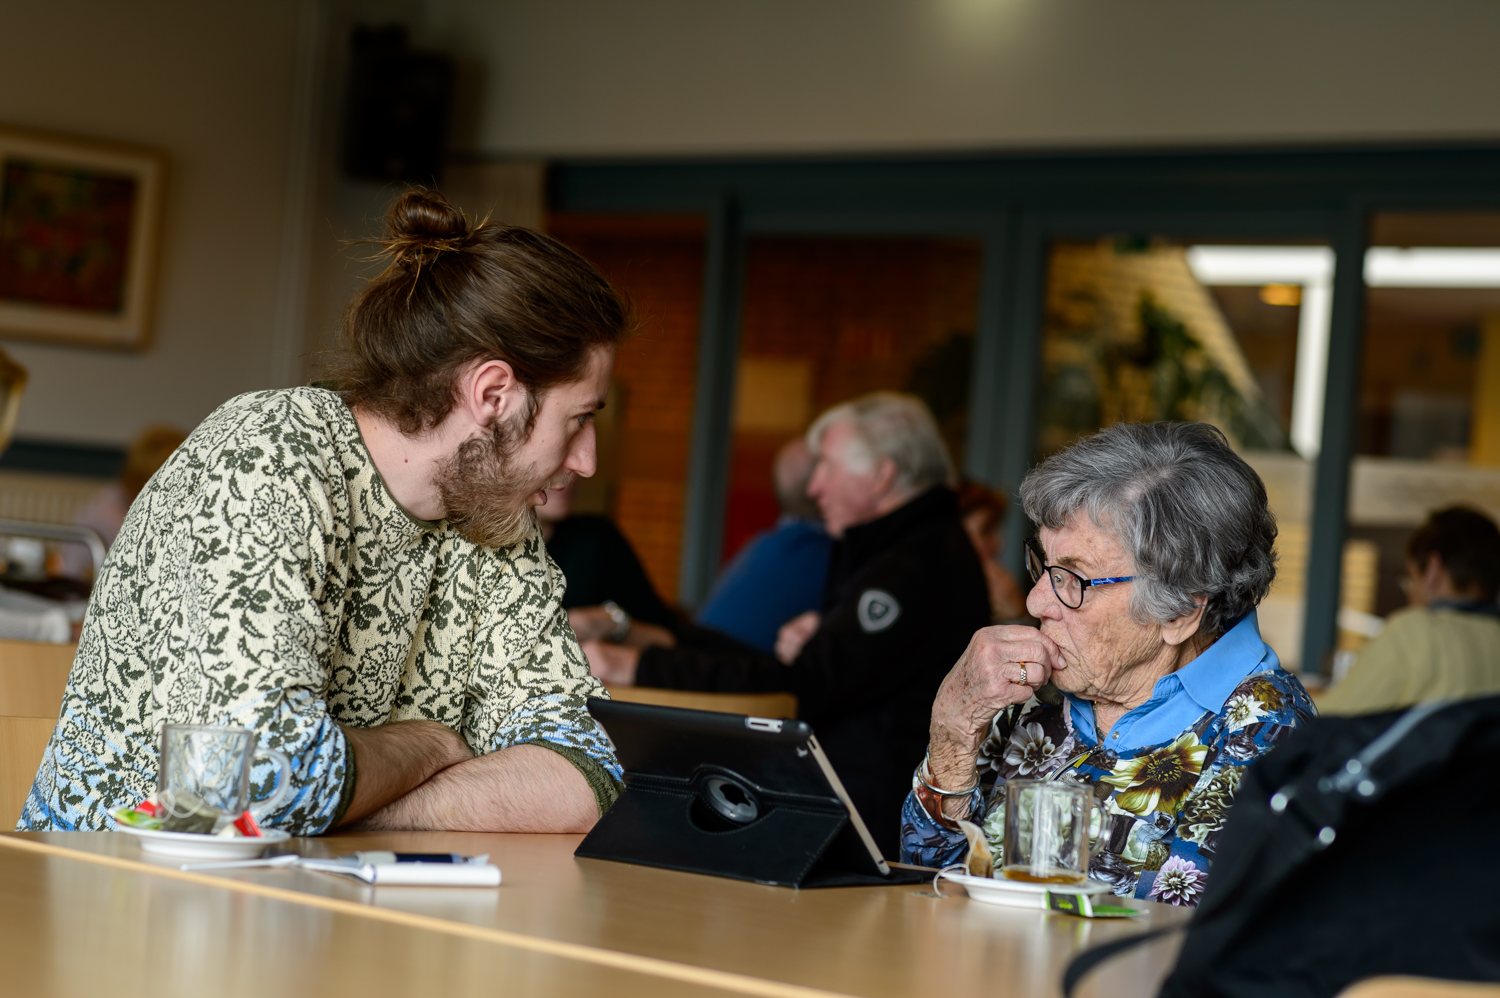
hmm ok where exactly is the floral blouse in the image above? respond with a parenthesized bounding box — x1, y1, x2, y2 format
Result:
(900, 623, 1314, 907)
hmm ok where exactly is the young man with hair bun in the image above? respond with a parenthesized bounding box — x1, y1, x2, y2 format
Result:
(21, 189, 628, 834)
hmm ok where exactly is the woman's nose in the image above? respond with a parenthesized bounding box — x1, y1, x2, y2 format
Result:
(1024, 575, 1057, 618)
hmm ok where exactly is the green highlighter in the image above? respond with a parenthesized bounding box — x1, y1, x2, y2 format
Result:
(1045, 890, 1140, 918)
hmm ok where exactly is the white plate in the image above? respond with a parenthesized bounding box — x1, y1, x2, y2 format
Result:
(938, 870, 1111, 909)
(109, 811, 291, 860)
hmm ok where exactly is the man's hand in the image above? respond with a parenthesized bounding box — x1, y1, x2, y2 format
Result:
(569, 607, 676, 649)
(568, 606, 618, 643)
(926, 625, 1061, 814)
(338, 720, 473, 827)
(775, 611, 820, 664)
(352, 743, 599, 833)
(581, 639, 642, 685)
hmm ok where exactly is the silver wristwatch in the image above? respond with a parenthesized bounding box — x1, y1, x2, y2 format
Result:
(601, 600, 631, 643)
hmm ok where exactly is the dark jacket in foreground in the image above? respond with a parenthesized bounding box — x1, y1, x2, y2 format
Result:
(636, 485, 990, 858)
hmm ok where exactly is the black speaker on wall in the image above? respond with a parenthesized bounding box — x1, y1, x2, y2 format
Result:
(341, 25, 454, 184)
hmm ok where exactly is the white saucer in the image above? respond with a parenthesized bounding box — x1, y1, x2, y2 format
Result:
(938, 870, 1110, 909)
(109, 812, 291, 860)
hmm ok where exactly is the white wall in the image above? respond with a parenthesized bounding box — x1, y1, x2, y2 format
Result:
(0, 1, 304, 446)
(9, 0, 1500, 445)
(423, 0, 1500, 157)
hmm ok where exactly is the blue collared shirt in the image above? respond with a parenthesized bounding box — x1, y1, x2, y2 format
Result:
(1065, 612, 1281, 752)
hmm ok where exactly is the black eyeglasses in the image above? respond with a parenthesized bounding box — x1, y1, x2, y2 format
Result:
(1024, 537, 1135, 610)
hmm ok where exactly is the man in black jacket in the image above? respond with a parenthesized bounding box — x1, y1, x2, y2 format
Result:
(583, 393, 990, 857)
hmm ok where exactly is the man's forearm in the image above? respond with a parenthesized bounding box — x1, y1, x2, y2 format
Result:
(353, 743, 599, 833)
(338, 720, 473, 826)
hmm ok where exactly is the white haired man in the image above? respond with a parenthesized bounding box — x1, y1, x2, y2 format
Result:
(584, 392, 991, 857)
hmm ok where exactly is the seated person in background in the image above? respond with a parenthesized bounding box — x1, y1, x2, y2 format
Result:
(904, 422, 1314, 907)
(538, 475, 677, 650)
(694, 438, 832, 652)
(586, 392, 991, 857)
(1319, 506, 1500, 715)
(956, 479, 1027, 623)
(59, 425, 187, 580)
(21, 189, 627, 835)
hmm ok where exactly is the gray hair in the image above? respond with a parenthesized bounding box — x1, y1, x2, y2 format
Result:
(807, 392, 954, 496)
(1019, 422, 1277, 636)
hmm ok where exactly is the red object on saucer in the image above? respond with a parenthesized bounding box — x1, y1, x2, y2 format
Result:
(233, 811, 263, 838)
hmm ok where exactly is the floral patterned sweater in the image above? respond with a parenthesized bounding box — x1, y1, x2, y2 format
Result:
(19, 388, 623, 834)
(899, 613, 1315, 906)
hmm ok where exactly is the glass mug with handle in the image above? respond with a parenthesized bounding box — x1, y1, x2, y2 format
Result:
(1001, 778, 1102, 885)
(158, 724, 293, 833)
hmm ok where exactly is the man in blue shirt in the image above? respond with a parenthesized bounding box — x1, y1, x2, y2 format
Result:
(695, 439, 832, 652)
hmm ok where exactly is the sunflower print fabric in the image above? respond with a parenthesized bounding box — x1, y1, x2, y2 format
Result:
(900, 668, 1312, 906)
(18, 388, 622, 835)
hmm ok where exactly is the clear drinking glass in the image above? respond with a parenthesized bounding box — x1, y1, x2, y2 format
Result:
(158, 723, 292, 830)
(1001, 778, 1099, 884)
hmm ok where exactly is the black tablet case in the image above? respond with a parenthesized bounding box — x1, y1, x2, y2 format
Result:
(575, 698, 926, 888)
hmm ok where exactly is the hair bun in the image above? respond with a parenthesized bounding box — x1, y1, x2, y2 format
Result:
(382, 188, 471, 268)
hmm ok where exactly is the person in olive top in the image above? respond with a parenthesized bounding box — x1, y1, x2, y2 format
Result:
(1320, 506, 1500, 714)
(583, 393, 991, 857)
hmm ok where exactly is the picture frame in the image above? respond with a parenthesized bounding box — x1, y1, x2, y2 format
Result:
(0, 125, 167, 351)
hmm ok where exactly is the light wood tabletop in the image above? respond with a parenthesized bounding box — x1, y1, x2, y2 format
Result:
(0, 830, 1190, 998)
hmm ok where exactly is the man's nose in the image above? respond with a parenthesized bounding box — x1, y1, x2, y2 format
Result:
(566, 423, 598, 478)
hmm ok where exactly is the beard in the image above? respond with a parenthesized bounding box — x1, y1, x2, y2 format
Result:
(435, 411, 546, 549)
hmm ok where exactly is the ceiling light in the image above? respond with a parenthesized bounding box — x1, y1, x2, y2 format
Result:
(1259, 284, 1302, 306)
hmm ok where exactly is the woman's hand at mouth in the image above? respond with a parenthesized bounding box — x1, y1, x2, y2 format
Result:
(925, 625, 1064, 802)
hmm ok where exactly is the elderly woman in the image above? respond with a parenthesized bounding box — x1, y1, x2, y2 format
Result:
(900, 421, 1314, 907)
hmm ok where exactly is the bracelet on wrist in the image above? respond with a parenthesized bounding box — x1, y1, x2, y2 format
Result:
(918, 751, 979, 798)
(601, 600, 632, 643)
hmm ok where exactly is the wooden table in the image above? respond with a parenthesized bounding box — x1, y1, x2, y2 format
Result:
(0, 830, 1190, 998)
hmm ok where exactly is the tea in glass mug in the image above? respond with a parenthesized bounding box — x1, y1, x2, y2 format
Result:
(157, 723, 292, 833)
(1000, 778, 1099, 884)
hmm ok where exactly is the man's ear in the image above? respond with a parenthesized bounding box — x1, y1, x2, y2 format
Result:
(464, 359, 526, 426)
(870, 455, 899, 499)
(1161, 600, 1207, 648)
(1424, 552, 1449, 593)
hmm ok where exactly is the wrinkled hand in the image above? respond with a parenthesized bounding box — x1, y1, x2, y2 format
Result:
(774, 611, 821, 664)
(581, 639, 641, 686)
(927, 625, 1062, 792)
(568, 606, 617, 643)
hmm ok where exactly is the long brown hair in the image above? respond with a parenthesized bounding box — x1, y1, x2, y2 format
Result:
(333, 188, 628, 434)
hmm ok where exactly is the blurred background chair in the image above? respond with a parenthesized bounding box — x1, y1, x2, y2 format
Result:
(0, 638, 73, 828)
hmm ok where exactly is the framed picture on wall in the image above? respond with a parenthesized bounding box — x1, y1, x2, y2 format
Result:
(0, 126, 167, 350)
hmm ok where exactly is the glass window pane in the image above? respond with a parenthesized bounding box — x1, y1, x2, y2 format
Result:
(723, 236, 981, 563)
(1343, 212, 1500, 668)
(1035, 237, 1334, 670)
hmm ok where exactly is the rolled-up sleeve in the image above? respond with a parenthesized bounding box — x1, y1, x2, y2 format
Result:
(899, 772, 983, 868)
(467, 592, 624, 816)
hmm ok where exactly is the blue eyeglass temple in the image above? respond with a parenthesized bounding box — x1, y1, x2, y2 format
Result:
(1026, 539, 1135, 589)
